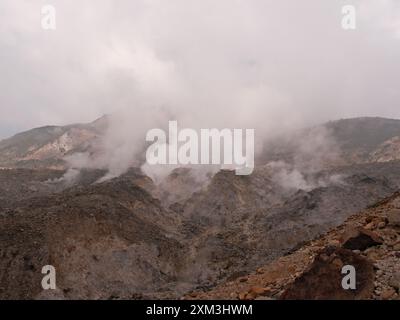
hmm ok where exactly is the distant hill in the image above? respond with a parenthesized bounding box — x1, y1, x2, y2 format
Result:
(262, 117, 400, 166)
(0, 115, 109, 169)
(2, 116, 400, 170)
(326, 117, 400, 154)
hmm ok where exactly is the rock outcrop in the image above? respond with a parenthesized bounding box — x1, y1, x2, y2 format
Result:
(187, 193, 400, 300)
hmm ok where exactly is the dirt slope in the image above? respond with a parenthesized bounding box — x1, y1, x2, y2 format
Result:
(187, 193, 400, 300)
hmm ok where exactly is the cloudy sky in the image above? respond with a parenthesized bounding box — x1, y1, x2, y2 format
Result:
(1, 0, 400, 139)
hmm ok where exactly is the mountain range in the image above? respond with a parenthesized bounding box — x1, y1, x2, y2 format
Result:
(0, 116, 399, 299)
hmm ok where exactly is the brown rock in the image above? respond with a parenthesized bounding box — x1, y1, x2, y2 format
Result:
(245, 292, 257, 300)
(256, 268, 264, 274)
(320, 253, 330, 262)
(332, 258, 344, 269)
(391, 198, 400, 209)
(341, 227, 383, 251)
(381, 288, 396, 300)
(365, 216, 374, 223)
(389, 272, 400, 290)
(365, 222, 375, 230)
(377, 221, 386, 229)
(249, 286, 269, 296)
(238, 292, 246, 300)
(255, 296, 274, 300)
(366, 250, 380, 261)
(281, 247, 375, 300)
(328, 239, 340, 247)
(388, 209, 400, 226)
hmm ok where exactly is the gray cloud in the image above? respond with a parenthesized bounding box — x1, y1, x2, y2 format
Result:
(1, 0, 400, 143)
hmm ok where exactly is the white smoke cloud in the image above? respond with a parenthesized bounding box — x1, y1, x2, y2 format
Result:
(1, 0, 400, 181)
(267, 161, 346, 191)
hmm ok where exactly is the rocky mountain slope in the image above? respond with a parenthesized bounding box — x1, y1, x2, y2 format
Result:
(1, 160, 400, 299)
(2, 116, 400, 170)
(0, 169, 186, 299)
(1, 117, 400, 299)
(0, 116, 108, 169)
(187, 193, 400, 300)
(263, 117, 400, 166)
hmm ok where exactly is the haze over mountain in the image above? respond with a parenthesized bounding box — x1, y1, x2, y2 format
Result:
(3, 116, 400, 171)
(0, 115, 109, 169)
(2, 1, 400, 140)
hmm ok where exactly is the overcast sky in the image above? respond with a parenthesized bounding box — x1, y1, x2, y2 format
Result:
(1, 0, 400, 139)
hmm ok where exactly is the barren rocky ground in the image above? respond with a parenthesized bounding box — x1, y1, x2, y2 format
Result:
(1, 117, 400, 299)
(1, 161, 400, 299)
(187, 193, 400, 300)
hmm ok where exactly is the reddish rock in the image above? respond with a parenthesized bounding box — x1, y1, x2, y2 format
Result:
(238, 292, 247, 300)
(389, 272, 400, 290)
(280, 247, 375, 300)
(365, 222, 375, 230)
(392, 198, 400, 209)
(381, 288, 396, 300)
(328, 239, 340, 247)
(244, 292, 256, 300)
(377, 221, 386, 229)
(249, 286, 269, 296)
(388, 209, 400, 226)
(341, 227, 383, 251)
(365, 216, 374, 223)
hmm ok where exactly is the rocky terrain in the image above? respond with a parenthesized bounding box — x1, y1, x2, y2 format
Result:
(3, 116, 400, 170)
(1, 117, 400, 299)
(187, 193, 400, 300)
(0, 116, 108, 169)
(262, 117, 400, 166)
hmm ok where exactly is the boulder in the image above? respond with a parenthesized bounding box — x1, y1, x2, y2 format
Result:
(389, 272, 400, 290)
(381, 288, 396, 300)
(341, 227, 383, 251)
(281, 247, 375, 300)
(388, 209, 400, 227)
(391, 198, 400, 209)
